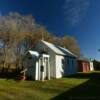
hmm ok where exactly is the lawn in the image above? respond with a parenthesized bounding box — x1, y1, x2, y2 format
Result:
(0, 71, 100, 100)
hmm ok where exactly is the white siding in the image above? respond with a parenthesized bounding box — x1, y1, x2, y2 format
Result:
(55, 55, 64, 78)
(35, 41, 56, 78)
(90, 62, 94, 71)
(49, 51, 56, 78)
(35, 61, 39, 80)
(32, 40, 77, 79)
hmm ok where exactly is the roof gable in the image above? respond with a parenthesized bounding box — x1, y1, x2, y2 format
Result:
(41, 40, 77, 57)
(78, 57, 90, 61)
(41, 40, 65, 56)
(58, 46, 77, 57)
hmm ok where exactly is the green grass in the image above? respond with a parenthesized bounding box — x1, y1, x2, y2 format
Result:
(0, 71, 100, 100)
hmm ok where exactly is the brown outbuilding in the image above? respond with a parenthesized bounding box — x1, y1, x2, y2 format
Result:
(77, 58, 90, 72)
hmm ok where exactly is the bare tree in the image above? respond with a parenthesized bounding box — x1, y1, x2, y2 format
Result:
(0, 12, 81, 74)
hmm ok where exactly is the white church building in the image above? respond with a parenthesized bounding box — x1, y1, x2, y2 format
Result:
(23, 40, 77, 81)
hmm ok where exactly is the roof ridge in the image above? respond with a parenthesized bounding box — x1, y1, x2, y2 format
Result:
(41, 40, 77, 57)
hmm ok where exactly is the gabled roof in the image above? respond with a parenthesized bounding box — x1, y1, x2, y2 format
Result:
(41, 40, 77, 57)
(41, 40, 65, 56)
(58, 46, 77, 57)
(78, 56, 90, 62)
(28, 50, 39, 57)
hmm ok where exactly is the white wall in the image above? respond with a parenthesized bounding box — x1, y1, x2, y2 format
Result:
(35, 61, 39, 80)
(49, 51, 56, 78)
(34, 41, 77, 79)
(90, 62, 94, 71)
(55, 55, 64, 78)
(34, 41, 56, 78)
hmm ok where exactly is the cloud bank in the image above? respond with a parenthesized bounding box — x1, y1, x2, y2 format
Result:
(63, 0, 92, 26)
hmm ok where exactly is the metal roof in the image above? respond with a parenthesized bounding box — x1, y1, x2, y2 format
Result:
(41, 40, 77, 57)
(41, 40, 65, 56)
(28, 50, 39, 57)
(58, 46, 77, 57)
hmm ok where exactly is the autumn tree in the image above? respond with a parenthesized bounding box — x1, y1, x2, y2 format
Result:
(0, 12, 53, 71)
(52, 35, 81, 57)
(0, 12, 81, 73)
(0, 12, 36, 71)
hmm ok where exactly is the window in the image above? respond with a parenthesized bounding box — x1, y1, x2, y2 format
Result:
(40, 48, 48, 54)
(62, 59, 65, 69)
(62, 59, 65, 64)
(44, 57, 48, 62)
(40, 65, 44, 72)
(28, 56, 32, 59)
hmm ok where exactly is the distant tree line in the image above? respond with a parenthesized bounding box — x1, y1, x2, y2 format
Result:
(93, 60, 100, 70)
(0, 12, 81, 72)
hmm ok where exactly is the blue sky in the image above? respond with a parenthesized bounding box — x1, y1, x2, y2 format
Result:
(0, 0, 100, 60)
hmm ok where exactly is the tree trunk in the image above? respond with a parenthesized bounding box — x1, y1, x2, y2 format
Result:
(3, 47, 7, 73)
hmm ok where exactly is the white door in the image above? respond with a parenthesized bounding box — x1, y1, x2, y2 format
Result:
(39, 57, 44, 80)
(39, 56, 49, 80)
(44, 57, 49, 79)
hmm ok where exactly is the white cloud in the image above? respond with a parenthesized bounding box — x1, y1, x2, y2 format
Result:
(63, 0, 91, 26)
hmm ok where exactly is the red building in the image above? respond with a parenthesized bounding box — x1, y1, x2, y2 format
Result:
(77, 59, 90, 72)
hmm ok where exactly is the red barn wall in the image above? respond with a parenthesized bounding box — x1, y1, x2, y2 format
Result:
(77, 60, 90, 72)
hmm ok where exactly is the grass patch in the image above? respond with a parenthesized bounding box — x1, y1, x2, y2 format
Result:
(0, 71, 100, 100)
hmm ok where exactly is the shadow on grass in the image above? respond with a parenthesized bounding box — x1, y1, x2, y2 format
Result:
(0, 67, 20, 80)
(52, 72, 100, 100)
(0, 68, 34, 81)
(65, 72, 100, 79)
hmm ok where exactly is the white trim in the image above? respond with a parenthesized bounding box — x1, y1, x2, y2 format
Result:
(29, 50, 39, 57)
(38, 59, 40, 80)
(35, 61, 39, 80)
(42, 54, 50, 57)
(41, 40, 65, 55)
(48, 58, 50, 80)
